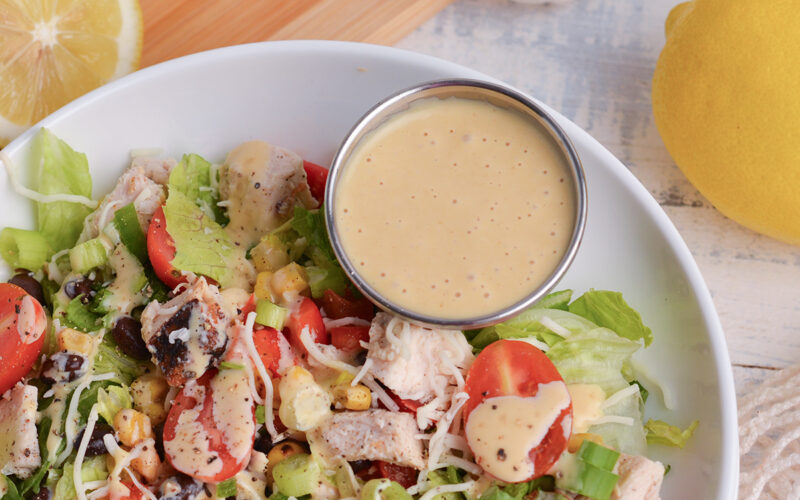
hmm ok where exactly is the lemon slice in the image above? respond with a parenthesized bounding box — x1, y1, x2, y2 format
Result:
(0, 0, 142, 146)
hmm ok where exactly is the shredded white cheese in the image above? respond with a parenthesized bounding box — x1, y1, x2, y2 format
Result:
(361, 375, 399, 411)
(540, 315, 572, 337)
(435, 455, 484, 476)
(124, 466, 156, 500)
(0, 151, 98, 208)
(589, 415, 635, 426)
(56, 372, 116, 465)
(323, 317, 371, 329)
(418, 481, 476, 500)
(602, 384, 640, 409)
(241, 312, 277, 437)
(74, 404, 99, 500)
(427, 391, 469, 468)
(300, 328, 359, 374)
(509, 337, 550, 352)
(351, 358, 373, 386)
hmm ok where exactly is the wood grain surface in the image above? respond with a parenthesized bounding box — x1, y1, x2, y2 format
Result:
(397, 0, 800, 397)
(139, 0, 454, 67)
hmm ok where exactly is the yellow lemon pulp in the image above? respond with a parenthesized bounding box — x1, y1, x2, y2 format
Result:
(0, 0, 142, 146)
(652, 0, 800, 245)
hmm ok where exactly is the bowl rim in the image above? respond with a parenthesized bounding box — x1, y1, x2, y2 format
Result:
(0, 40, 739, 499)
(324, 78, 588, 329)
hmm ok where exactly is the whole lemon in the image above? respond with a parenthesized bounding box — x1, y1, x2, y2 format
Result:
(652, 0, 800, 245)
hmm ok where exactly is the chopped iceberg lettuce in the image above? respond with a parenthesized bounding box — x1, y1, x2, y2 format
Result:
(568, 290, 653, 347)
(52, 457, 107, 500)
(96, 385, 133, 424)
(93, 334, 147, 386)
(34, 129, 94, 252)
(163, 189, 234, 287)
(645, 419, 699, 448)
(169, 153, 227, 224)
(546, 328, 640, 395)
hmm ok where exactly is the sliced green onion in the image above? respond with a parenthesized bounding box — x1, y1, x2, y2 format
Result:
(577, 440, 620, 471)
(216, 477, 237, 498)
(255, 405, 265, 424)
(0, 227, 50, 271)
(69, 237, 109, 274)
(255, 299, 288, 330)
(575, 463, 618, 500)
(272, 454, 321, 497)
(113, 203, 148, 263)
(220, 361, 245, 370)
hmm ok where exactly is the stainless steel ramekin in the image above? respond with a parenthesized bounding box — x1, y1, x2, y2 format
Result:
(324, 79, 587, 330)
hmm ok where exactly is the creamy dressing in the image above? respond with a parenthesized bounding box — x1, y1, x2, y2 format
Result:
(164, 388, 223, 477)
(567, 384, 605, 433)
(210, 368, 255, 463)
(465, 381, 571, 482)
(16, 295, 44, 344)
(335, 96, 576, 318)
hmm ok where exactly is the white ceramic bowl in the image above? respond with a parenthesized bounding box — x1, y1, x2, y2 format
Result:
(0, 41, 738, 499)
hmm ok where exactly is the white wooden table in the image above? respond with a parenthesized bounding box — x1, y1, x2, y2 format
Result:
(398, 0, 798, 396)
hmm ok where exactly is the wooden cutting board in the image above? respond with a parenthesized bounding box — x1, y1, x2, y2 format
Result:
(140, 0, 455, 68)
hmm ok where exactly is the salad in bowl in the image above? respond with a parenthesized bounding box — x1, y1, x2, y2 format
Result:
(0, 129, 696, 500)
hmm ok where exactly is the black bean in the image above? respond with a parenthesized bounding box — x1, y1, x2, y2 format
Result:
(74, 423, 114, 457)
(253, 431, 273, 455)
(64, 277, 95, 304)
(159, 474, 205, 500)
(348, 459, 372, 473)
(153, 421, 165, 461)
(31, 487, 50, 500)
(112, 316, 150, 360)
(8, 272, 45, 305)
(41, 352, 87, 384)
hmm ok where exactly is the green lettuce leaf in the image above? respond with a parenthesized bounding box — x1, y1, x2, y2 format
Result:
(546, 328, 641, 395)
(645, 419, 699, 448)
(470, 307, 597, 351)
(288, 206, 349, 298)
(34, 129, 93, 252)
(569, 290, 653, 347)
(92, 334, 147, 386)
(52, 457, 107, 500)
(169, 153, 227, 224)
(164, 189, 234, 287)
(96, 385, 133, 424)
(62, 297, 102, 333)
(590, 388, 647, 456)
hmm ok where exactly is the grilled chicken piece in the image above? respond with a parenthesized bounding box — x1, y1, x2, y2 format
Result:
(310, 410, 425, 469)
(80, 158, 175, 241)
(219, 140, 318, 249)
(366, 312, 474, 403)
(0, 384, 41, 478)
(612, 453, 665, 500)
(140, 277, 231, 386)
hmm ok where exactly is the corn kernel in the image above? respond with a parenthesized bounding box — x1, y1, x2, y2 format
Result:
(568, 432, 604, 453)
(333, 384, 372, 411)
(271, 263, 309, 298)
(255, 272, 275, 302)
(251, 236, 291, 273)
(57, 328, 95, 357)
(130, 374, 170, 426)
(114, 408, 154, 447)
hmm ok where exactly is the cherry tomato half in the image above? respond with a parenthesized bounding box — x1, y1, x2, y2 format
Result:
(253, 326, 297, 376)
(463, 339, 572, 482)
(163, 369, 255, 482)
(303, 160, 329, 203)
(329, 325, 370, 352)
(283, 297, 328, 359)
(320, 289, 374, 321)
(146, 206, 184, 289)
(0, 283, 46, 394)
